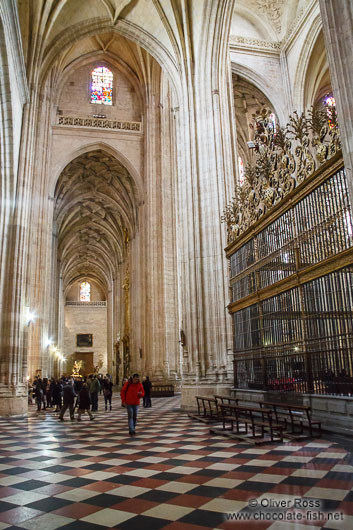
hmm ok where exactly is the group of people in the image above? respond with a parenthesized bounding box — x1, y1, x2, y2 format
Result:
(31, 373, 153, 434)
(31, 374, 113, 421)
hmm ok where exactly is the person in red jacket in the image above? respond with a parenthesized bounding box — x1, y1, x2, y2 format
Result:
(120, 373, 145, 435)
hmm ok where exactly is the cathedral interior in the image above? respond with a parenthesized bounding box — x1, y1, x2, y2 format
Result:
(1, 0, 353, 528)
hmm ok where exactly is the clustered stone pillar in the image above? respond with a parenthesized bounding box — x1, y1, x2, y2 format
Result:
(0, 0, 29, 415)
(174, 0, 236, 406)
(320, 0, 353, 205)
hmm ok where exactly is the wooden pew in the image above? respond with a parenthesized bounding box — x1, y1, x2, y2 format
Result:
(216, 403, 284, 442)
(214, 395, 238, 406)
(259, 401, 321, 437)
(188, 396, 220, 423)
(150, 384, 174, 397)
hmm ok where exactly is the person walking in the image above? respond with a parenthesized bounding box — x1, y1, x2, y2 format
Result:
(103, 376, 113, 411)
(59, 378, 76, 421)
(48, 377, 56, 408)
(142, 376, 152, 407)
(52, 378, 62, 412)
(120, 373, 144, 435)
(88, 375, 100, 412)
(42, 377, 49, 409)
(77, 383, 94, 421)
(33, 378, 44, 411)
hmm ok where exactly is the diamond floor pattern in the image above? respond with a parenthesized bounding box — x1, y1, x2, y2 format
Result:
(0, 396, 351, 529)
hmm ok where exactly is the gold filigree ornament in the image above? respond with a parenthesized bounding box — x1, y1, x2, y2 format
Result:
(263, 186, 276, 208)
(222, 104, 341, 242)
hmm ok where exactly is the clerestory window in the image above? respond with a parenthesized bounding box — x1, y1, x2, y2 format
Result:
(91, 66, 113, 105)
(80, 281, 91, 302)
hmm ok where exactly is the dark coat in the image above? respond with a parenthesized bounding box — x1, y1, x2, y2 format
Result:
(33, 384, 43, 399)
(142, 380, 152, 396)
(52, 382, 62, 405)
(78, 388, 91, 410)
(62, 383, 76, 404)
(103, 380, 113, 397)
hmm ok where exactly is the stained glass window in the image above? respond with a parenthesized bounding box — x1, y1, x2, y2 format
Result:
(238, 156, 244, 186)
(80, 281, 91, 302)
(91, 66, 113, 105)
(268, 112, 276, 133)
(324, 95, 336, 128)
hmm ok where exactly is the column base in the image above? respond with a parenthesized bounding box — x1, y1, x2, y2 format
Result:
(0, 383, 28, 416)
(0, 396, 28, 416)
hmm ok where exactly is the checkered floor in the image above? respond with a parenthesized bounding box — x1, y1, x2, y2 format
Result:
(0, 396, 351, 529)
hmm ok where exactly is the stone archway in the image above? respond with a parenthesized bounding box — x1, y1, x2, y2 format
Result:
(51, 149, 139, 379)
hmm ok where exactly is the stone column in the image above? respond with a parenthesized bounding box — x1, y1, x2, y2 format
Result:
(106, 289, 113, 376)
(320, 0, 353, 203)
(0, 0, 29, 415)
(160, 72, 180, 382)
(173, 0, 236, 406)
(142, 62, 167, 380)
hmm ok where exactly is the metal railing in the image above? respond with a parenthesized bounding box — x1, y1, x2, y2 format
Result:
(65, 301, 107, 307)
(234, 333, 353, 396)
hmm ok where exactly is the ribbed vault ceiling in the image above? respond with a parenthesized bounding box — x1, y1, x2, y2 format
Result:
(54, 150, 138, 291)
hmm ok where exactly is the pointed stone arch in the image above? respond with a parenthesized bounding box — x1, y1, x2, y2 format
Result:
(40, 20, 181, 104)
(292, 9, 324, 110)
(53, 147, 140, 292)
(231, 62, 286, 126)
(51, 141, 143, 202)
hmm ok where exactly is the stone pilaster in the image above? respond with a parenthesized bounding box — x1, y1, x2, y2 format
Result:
(143, 62, 167, 379)
(320, 0, 353, 204)
(0, 0, 29, 415)
(174, 0, 235, 391)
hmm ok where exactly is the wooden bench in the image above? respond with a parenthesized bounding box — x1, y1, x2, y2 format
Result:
(259, 401, 321, 437)
(217, 403, 284, 442)
(150, 384, 174, 397)
(214, 395, 239, 406)
(189, 396, 220, 423)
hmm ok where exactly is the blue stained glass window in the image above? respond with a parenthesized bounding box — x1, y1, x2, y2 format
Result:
(91, 66, 113, 105)
(80, 281, 91, 302)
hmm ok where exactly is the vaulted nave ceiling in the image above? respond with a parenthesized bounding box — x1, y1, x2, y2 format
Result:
(18, 0, 314, 86)
(231, 0, 312, 42)
(17, 0, 319, 295)
(18, 0, 179, 82)
(54, 150, 138, 291)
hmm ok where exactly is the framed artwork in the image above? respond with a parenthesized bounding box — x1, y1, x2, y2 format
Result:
(77, 334, 93, 347)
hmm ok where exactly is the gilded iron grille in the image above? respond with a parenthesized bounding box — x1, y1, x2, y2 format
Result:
(233, 268, 353, 396)
(295, 169, 352, 266)
(232, 272, 256, 301)
(230, 239, 255, 278)
(230, 163, 353, 395)
(256, 210, 294, 260)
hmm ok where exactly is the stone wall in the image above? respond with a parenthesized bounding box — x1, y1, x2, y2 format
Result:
(64, 306, 107, 375)
(66, 281, 105, 302)
(181, 384, 232, 411)
(58, 63, 141, 122)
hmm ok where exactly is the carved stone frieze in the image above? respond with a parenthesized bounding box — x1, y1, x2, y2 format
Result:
(256, 0, 284, 33)
(57, 115, 142, 132)
(229, 35, 281, 51)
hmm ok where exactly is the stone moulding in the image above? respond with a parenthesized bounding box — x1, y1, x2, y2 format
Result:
(0, 383, 27, 397)
(222, 106, 341, 245)
(229, 36, 281, 51)
(57, 115, 142, 133)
